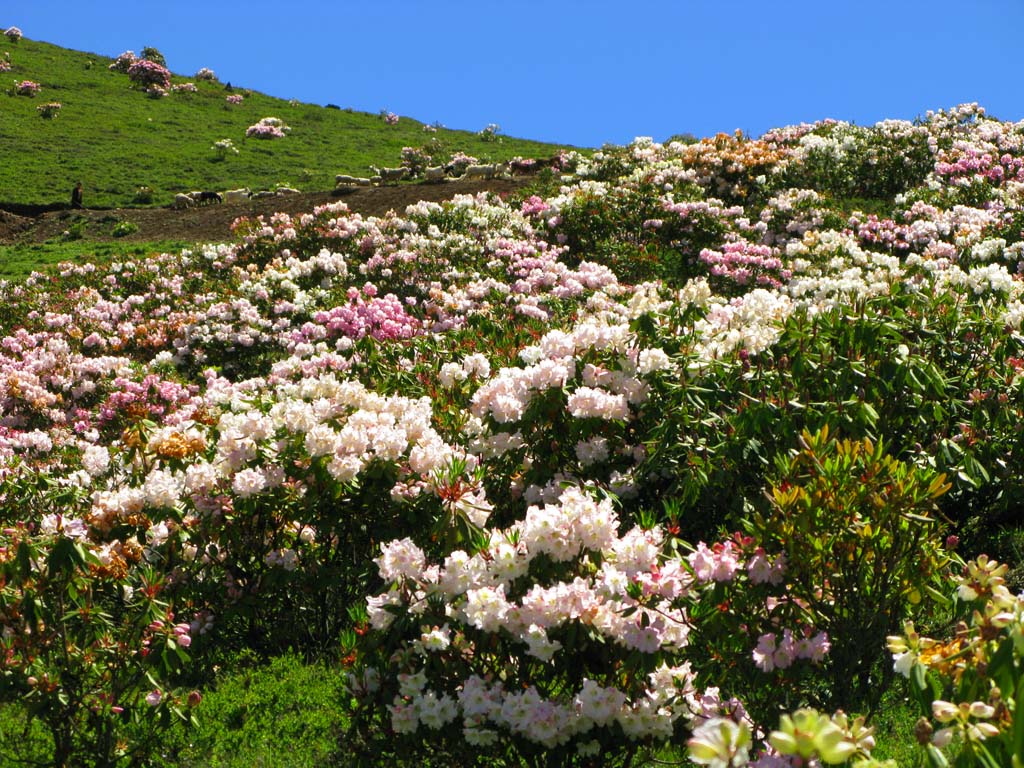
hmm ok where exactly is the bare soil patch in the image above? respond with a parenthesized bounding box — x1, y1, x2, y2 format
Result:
(0, 177, 535, 246)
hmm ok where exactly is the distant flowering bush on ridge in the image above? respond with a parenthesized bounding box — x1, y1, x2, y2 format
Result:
(37, 101, 61, 118)
(127, 58, 171, 90)
(5, 26, 22, 43)
(246, 116, 289, 139)
(212, 138, 239, 159)
(108, 50, 137, 73)
(478, 122, 501, 142)
(15, 79, 40, 96)
(195, 66, 217, 82)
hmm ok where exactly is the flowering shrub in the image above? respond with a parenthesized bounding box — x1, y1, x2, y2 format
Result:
(127, 58, 171, 90)
(0, 59, 10, 73)
(212, 138, 239, 159)
(400, 146, 432, 177)
(478, 122, 501, 142)
(36, 101, 61, 118)
(139, 46, 167, 68)
(684, 428, 953, 722)
(15, 80, 40, 97)
(445, 151, 479, 175)
(5, 25, 22, 43)
(889, 555, 1024, 765)
(170, 82, 198, 94)
(225, 93, 243, 106)
(133, 185, 154, 204)
(0, 475, 196, 766)
(0, 102, 1021, 764)
(246, 116, 289, 139)
(381, 110, 399, 125)
(111, 220, 139, 237)
(194, 67, 217, 82)
(350, 484, 699, 765)
(109, 50, 137, 73)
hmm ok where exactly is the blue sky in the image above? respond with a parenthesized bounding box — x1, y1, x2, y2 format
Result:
(6, 1, 1023, 147)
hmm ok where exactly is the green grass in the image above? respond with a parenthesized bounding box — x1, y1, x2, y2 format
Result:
(0, 239, 190, 280)
(164, 653, 351, 768)
(0, 653, 351, 768)
(0, 38, 574, 209)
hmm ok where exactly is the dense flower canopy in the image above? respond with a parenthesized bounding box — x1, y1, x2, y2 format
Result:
(1, 102, 1023, 766)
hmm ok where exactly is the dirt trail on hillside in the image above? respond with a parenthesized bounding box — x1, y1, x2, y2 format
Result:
(0, 177, 535, 246)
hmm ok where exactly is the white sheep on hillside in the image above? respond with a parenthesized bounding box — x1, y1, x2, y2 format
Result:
(276, 187, 300, 195)
(423, 166, 448, 183)
(336, 175, 374, 188)
(223, 188, 251, 204)
(461, 162, 505, 181)
(173, 193, 195, 210)
(369, 166, 409, 185)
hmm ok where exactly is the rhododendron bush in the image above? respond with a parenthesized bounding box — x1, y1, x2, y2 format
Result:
(0, 103, 1023, 765)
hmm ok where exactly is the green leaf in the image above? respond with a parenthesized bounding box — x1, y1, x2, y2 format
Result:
(988, 637, 1015, 696)
(16, 541, 32, 580)
(47, 536, 85, 575)
(912, 663, 934, 715)
(925, 743, 950, 768)
(1013, 675, 1024, 761)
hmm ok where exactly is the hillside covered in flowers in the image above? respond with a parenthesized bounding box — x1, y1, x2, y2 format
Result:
(1, 103, 1023, 767)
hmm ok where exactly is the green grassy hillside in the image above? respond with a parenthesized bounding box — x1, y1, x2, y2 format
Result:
(0, 37, 572, 208)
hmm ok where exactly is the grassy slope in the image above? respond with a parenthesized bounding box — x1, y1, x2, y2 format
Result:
(0, 37, 573, 209)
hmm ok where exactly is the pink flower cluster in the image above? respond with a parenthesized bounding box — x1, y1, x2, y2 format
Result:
(225, 94, 243, 106)
(126, 58, 171, 89)
(700, 241, 792, 289)
(246, 117, 289, 139)
(935, 145, 1024, 185)
(108, 50, 137, 73)
(15, 80, 40, 97)
(752, 629, 830, 672)
(850, 213, 913, 251)
(305, 287, 423, 344)
(5, 26, 22, 42)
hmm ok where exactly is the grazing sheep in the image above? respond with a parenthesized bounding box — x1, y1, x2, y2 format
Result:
(194, 190, 222, 205)
(354, 177, 373, 186)
(276, 187, 300, 195)
(252, 190, 276, 199)
(461, 162, 505, 181)
(423, 166, 448, 183)
(335, 174, 358, 186)
(223, 188, 251, 204)
(509, 158, 540, 176)
(369, 176, 382, 186)
(172, 193, 195, 210)
(369, 166, 409, 185)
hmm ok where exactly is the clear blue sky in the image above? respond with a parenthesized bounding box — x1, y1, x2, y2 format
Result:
(5, 1, 1023, 147)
